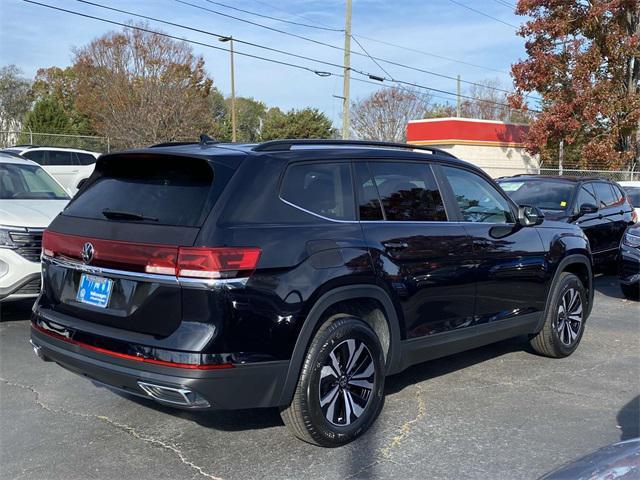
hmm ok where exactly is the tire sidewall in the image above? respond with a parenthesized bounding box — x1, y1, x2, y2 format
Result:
(549, 274, 587, 356)
(303, 318, 385, 446)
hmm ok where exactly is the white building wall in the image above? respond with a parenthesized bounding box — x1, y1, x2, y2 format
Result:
(429, 144, 540, 178)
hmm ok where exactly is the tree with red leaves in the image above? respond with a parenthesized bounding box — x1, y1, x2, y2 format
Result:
(511, 0, 639, 170)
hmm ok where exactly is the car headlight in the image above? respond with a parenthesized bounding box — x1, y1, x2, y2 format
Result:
(0, 227, 19, 249)
(623, 231, 640, 248)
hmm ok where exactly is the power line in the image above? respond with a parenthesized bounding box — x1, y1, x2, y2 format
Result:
(203, 0, 343, 32)
(447, 0, 519, 29)
(202, 0, 514, 76)
(73, 0, 353, 73)
(175, 0, 540, 102)
(23, 0, 334, 76)
(22, 0, 538, 114)
(493, 0, 517, 9)
(351, 34, 510, 76)
(350, 35, 394, 81)
(74, 0, 523, 108)
(248, 0, 339, 30)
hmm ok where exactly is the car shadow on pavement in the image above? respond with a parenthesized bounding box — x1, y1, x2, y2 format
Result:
(385, 336, 527, 396)
(110, 337, 529, 434)
(105, 337, 527, 435)
(0, 299, 36, 322)
(111, 390, 285, 431)
(593, 274, 626, 300)
(617, 395, 639, 441)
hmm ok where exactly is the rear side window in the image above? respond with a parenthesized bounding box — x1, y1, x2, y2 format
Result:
(594, 182, 617, 208)
(280, 163, 355, 221)
(63, 155, 225, 227)
(47, 151, 76, 166)
(365, 162, 446, 221)
(22, 150, 46, 165)
(443, 166, 514, 223)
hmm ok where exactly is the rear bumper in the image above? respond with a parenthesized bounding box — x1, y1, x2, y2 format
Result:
(30, 324, 289, 410)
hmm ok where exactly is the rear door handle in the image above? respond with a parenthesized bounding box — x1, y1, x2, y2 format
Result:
(383, 241, 408, 250)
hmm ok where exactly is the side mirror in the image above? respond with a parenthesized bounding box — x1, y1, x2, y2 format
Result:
(579, 203, 598, 215)
(76, 178, 87, 190)
(518, 205, 544, 227)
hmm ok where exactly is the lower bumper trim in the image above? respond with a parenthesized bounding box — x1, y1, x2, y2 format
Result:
(30, 328, 290, 410)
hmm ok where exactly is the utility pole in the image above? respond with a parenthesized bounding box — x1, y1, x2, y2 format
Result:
(342, 0, 352, 140)
(559, 140, 564, 176)
(456, 75, 461, 118)
(219, 36, 237, 142)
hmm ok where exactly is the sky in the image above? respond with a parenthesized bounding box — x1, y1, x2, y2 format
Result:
(0, 0, 530, 127)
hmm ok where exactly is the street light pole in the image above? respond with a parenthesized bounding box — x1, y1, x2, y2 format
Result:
(219, 36, 237, 142)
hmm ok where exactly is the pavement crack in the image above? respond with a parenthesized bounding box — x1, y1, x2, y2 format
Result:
(380, 383, 427, 459)
(0, 378, 223, 480)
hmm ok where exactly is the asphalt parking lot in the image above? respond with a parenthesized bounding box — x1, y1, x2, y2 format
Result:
(1, 275, 638, 480)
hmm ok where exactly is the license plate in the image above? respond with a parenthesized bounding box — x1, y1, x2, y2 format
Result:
(76, 274, 113, 308)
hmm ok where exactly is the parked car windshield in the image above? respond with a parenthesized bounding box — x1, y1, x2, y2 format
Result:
(498, 179, 575, 211)
(622, 186, 640, 207)
(0, 162, 69, 200)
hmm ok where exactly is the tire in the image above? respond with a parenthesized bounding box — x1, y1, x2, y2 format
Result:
(530, 272, 587, 358)
(280, 316, 385, 447)
(621, 283, 640, 301)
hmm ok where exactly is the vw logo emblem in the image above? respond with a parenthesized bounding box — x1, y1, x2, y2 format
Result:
(81, 242, 95, 264)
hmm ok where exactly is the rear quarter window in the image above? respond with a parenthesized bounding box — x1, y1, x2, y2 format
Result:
(76, 153, 97, 165)
(63, 155, 231, 227)
(280, 162, 355, 221)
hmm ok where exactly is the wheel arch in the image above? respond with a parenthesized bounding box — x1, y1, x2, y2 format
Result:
(535, 254, 594, 333)
(278, 284, 402, 406)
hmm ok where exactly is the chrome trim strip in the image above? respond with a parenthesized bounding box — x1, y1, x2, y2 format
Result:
(42, 255, 248, 289)
(279, 197, 358, 224)
(279, 195, 514, 226)
(177, 276, 248, 289)
(43, 255, 179, 285)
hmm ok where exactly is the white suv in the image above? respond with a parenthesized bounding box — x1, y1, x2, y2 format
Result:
(0, 153, 70, 301)
(3, 146, 100, 194)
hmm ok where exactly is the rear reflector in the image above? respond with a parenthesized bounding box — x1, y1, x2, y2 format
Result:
(32, 323, 234, 370)
(42, 231, 260, 279)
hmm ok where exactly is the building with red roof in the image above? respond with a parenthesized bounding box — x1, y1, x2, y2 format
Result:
(406, 117, 540, 178)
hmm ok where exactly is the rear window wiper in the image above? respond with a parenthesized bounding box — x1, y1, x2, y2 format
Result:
(102, 208, 158, 222)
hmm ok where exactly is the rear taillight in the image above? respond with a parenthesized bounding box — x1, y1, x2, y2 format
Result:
(42, 231, 260, 279)
(43, 231, 178, 274)
(177, 247, 261, 279)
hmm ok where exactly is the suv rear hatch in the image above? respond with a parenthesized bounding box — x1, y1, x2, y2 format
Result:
(39, 151, 240, 339)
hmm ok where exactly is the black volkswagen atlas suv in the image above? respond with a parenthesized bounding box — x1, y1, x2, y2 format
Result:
(32, 139, 594, 446)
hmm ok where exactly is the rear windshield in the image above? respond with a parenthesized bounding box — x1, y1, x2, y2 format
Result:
(499, 179, 575, 211)
(63, 155, 229, 227)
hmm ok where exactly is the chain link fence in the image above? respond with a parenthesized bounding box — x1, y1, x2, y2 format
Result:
(0, 130, 110, 153)
(481, 164, 639, 182)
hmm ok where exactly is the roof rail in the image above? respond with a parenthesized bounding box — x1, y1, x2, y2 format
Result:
(252, 139, 458, 158)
